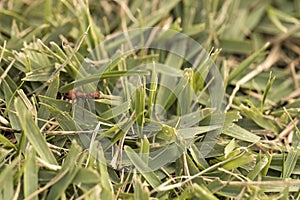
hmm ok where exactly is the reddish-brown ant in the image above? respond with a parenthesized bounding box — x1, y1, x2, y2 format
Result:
(67, 89, 100, 100)
(67, 89, 100, 119)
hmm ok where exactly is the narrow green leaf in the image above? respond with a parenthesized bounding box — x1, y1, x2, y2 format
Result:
(97, 145, 115, 200)
(24, 149, 38, 200)
(104, 116, 137, 151)
(156, 125, 177, 142)
(223, 124, 261, 143)
(219, 39, 252, 54)
(282, 147, 300, 178)
(15, 97, 57, 165)
(262, 152, 272, 176)
(148, 144, 182, 171)
(148, 61, 158, 118)
(0, 158, 18, 200)
(178, 125, 222, 140)
(38, 74, 60, 127)
(135, 78, 146, 136)
(224, 139, 236, 159)
(100, 101, 130, 120)
(0, 133, 17, 149)
(2, 78, 21, 129)
(269, 153, 300, 174)
(247, 154, 269, 180)
(193, 184, 218, 200)
(131, 0, 181, 28)
(261, 72, 276, 112)
(189, 144, 210, 169)
(186, 153, 201, 175)
(267, 6, 299, 33)
(134, 175, 150, 200)
(228, 42, 269, 82)
(125, 145, 161, 188)
(47, 141, 82, 200)
(59, 70, 149, 93)
(222, 152, 255, 170)
(40, 102, 79, 131)
(39, 96, 71, 112)
(140, 136, 150, 165)
(240, 102, 278, 133)
(183, 23, 206, 36)
(73, 168, 100, 184)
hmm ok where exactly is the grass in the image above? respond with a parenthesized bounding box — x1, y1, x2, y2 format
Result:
(0, 0, 300, 199)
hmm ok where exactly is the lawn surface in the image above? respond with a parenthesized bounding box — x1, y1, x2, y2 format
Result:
(0, 0, 300, 199)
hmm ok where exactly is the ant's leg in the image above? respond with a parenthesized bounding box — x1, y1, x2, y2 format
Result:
(82, 98, 85, 120)
(86, 96, 93, 113)
(71, 97, 76, 117)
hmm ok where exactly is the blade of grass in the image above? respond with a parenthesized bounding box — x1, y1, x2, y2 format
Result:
(59, 70, 149, 93)
(130, 0, 181, 28)
(47, 141, 82, 200)
(15, 97, 57, 165)
(227, 42, 270, 82)
(73, 168, 100, 184)
(260, 72, 276, 112)
(134, 174, 150, 200)
(37, 74, 59, 127)
(23, 148, 38, 200)
(32, 27, 89, 94)
(193, 184, 218, 200)
(135, 77, 145, 136)
(240, 101, 278, 133)
(247, 154, 269, 180)
(40, 102, 80, 131)
(125, 145, 162, 188)
(0, 133, 17, 149)
(140, 136, 150, 165)
(96, 145, 115, 200)
(222, 124, 261, 143)
(221, 151, 255, 170)
(282, 147, 300, 178)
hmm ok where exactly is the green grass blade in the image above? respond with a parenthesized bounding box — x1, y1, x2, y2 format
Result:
(0, 133, 17, 149)
(221, 151, 255, 170)
(24, 149, 38, 200)
(38, 74, 60, 127)
(15, 97, 57, 165)
(73, 168, 100, 184)
(135, 77, 146, 136)
(140, 136, 150, 165)
(125, 145, 161, 188)
(47, 141, 82, 200)
(193, 184, 218, 200)
(0, 158, 18, 200)
(247, 154, 269, 180)
(224, 139, 236, 159)
(240, 102, 278, 133)
(148, 61, 158, 118)
(134, 175, 150, 200)
(96, 145, 115, 200)
(40, 102, 80, 131)
(131, 0, 181, 28)
(222, 124, 261, 143)
(227, 42, 269, 82)
(99, 101, 130, 120)
(260, 72, 276, 112)
(282, 147, 300, 178)
(59, 70, 149, 93)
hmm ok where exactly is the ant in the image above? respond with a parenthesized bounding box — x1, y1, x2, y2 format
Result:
(66, 89, 101, 123)
(67, 89, 100, 100)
